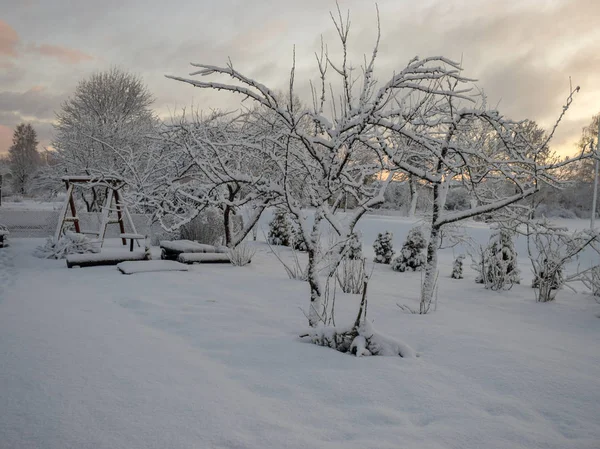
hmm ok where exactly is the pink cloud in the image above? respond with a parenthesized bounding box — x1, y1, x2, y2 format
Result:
(29, 44, 93, 64)
(0, 125, 13, 155)
(0, 20, 19, 58)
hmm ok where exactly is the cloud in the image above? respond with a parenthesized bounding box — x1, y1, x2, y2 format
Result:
(28, 44, 94, 64)
(0, 86, 65, 120)
(0, 125, 12, 155)
(0, 20, 18, 58)
(0, 86, 63, 154)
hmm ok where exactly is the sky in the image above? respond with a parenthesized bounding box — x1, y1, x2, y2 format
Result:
(1, 0, 599, 157)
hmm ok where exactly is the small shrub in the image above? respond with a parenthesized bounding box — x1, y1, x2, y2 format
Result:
(484, 228, 520, 290)
(229, 243, 255, 266)
(35, 231, 100, 259)
(451, 254, 465, 279)
(373, 231, 394, 264)
(391, 227, 426, 272)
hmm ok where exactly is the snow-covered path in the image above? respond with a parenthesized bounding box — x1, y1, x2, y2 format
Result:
(1, 236, 599, 449)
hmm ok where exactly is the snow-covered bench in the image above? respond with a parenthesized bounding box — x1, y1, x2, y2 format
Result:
(177, 253, 232, 264)
(119, 233, 146, 252)
(66, 250, 148, 268)
(160, 240, 228, 260)
(117, 260, 189, 274)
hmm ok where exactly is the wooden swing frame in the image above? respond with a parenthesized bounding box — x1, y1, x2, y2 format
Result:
(54, 176, 140, 248)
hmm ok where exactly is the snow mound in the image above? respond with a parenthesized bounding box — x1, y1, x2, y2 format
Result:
(302, 321, 415, 358)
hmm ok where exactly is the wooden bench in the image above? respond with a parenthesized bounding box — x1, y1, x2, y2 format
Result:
(119, 233, 146, 252)
(66, 250, 148, 268)
(177, 252, 231, 264)
(159, 240, 228, 260)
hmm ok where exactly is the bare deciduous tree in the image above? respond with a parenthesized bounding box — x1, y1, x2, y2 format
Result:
(53, 67, 157, 211)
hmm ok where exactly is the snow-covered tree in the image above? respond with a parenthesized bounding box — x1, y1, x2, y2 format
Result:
(392, 227, 427, 272)
(345, 233, 363, 260)
(373, 231, 394, 264)
(166, 5, 595, 321)
(167, 7, 398, 327)
(268, 210, 292, 246)
(523, 220, 599, 302)
(53, 67, 157, 211)
(477, 228, 520, 291)
(8, 123, 40, 195)
(149, 111, 282, 248)
(451, 254, 465, 279)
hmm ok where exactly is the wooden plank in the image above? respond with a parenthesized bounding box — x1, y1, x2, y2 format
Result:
(54, 183, 74, 242)
(98, 189, 114, 248)
(67, 184, 81, 233)
(66, 250, 147, 268)
(177, 253, 232, 264)
(113, 189, 127, 245)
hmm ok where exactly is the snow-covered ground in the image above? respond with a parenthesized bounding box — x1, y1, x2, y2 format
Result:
(1, 215, 599, 449)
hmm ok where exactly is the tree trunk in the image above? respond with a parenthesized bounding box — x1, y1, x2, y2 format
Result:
(223, 184, 240, 247)
(307, 245, 323, 327)
(408, 176, 418, 217)
(422, 182, 441, 313)
(422, 225, 440, 313)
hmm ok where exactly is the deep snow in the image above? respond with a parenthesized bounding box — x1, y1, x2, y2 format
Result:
(0, 215, 599, 449)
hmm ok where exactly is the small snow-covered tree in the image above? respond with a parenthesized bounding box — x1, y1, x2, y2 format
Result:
(451, 254, 465, 279)
(268, 210, 292, 246)
(392, 227, 426, 272)
(345, 232, 363, 260)
(8, 123, 40, 195)
(523, 220, 599, 302)
(479, 228, 520, 291)
(290, 222, 307, 251)
(373, 231, 394, 264)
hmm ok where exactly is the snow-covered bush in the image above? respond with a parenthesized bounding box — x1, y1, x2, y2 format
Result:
(373, 231, 394, 264)
(591, 267, 600, 297)
(303, 320, 415, 357)
(35, 231, 100, 259)
(228, 242, 255, 266)
(451, 254, 465, 279)
(302, 274, 415, 357)
(391, 227, 426, 272)
(526, 222, 599, 302)
(345, 233, 363, 260)
(267, 210, 292, 246)
(180, 207, 223, 246)
(531, 258, 563, 290)
(290, 223, 307, 251)
(479, 228, 520, 291)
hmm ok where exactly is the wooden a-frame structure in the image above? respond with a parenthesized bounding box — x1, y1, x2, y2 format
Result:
(54, 176, 140, 248)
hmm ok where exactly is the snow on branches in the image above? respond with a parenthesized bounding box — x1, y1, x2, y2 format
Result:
(164, 4, 593, 323)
